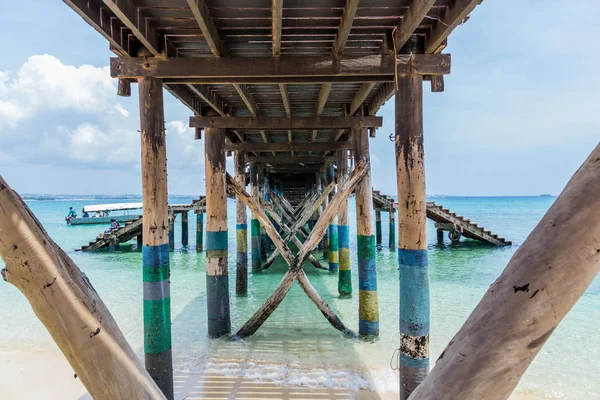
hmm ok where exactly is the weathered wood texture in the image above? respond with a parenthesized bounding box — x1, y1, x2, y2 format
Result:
(235, 151, 248, 296)
(409, 144, 600, 400)
(226, 142, 352, 152)
(111, 55, 451, 81)
(190, 116, 383, 130)
(0, 175, 166, 400)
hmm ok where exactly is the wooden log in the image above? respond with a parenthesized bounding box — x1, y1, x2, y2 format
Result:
(204, 123, 231, 338)
(181, 211, 189, 246)
(235, 151, 248, 296)
(396, 73, 428, 398)
(337, 150, 352, 295)
(249, 163, 261, 271)
(0, 176, 166, 400)
(409, 143, 600, 400)
(353, 126, 379, 338)
(138, 77, 173, 399)
(191, 116, 383, 130)
(111, 54, 452, 81)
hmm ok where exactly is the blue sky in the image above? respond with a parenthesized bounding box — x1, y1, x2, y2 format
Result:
(0, 0, 598, 196)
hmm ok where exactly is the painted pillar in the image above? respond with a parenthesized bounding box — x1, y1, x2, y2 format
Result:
(138, 76, 173, 399)
(389, 209, 396, 250)
(353, 125, 379, 338)
(235, 152, 248, 296)
(321, 167, 329, 259)
(436, 228, 444, 243)
(137, 233, 143, 250)
(316, 171, 324, 250)
(168, 212, 174, 251)
(195, 211, 204, 251)
(327, 162, 339, 273)
(250, 163, 261, 271)
(258, 167, 267, 260)
(204, 122, 230, 337)
(181, 211, 188, 246)
(396, 73, 429, 398)
(375, 210, 382, 246)
(337, 150, 351, 295)
(264, 173, 273, 251)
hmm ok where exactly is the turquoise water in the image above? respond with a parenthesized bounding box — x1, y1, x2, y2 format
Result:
(1, 196, 598, 398)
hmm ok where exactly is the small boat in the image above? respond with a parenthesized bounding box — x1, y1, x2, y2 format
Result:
(68, 203, 142, 225)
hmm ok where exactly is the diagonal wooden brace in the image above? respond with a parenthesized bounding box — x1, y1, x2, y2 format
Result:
(232, 161, 369, 338)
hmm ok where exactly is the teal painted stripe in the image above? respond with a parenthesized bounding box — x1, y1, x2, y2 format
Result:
(236, 223, 247, 230)
(338, 269, 352, 295)
(328, 224, 339, 251)
(144, 296, 171, 354)
(399, 249, 430, 337)
(399, 354, 429, 369)
(142, 244, 170, 282)
(206, 231, 228, 251)
(357, 235, 377, 291)
(251, 219, 261, 236)
(398, 249, 428, 266)
(359, 320, 379, 336)
(338, 225, 349, 248)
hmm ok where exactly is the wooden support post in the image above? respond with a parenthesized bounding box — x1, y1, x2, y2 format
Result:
(258, 167, 268, 260)
(235, 151, 248, 296)
(181, 211, 189, 246)
(109, 237, 120, 252)
(353, 126, 379, 338)
(204, 122, 231, 337)
(264, 173, 273, 252)
(316, 171, 324, 251)
(395, 73, 428, 399)
(436, 228, 444, 243)
(168, 211, 175, 251)
(321, 167, 329, 259)
(375, 209, 382, 246)
(0, 176, 167, 400)
(389, 209, 396, 250)
(250, 163, 261, 271)
(410, 143, 600, 400)
(137, 233, 143, 250)
(327, 162, 339, 273)
(138, 77, 173, 399)
(196, 211, 204, 251)
(337, 150, 351, 295)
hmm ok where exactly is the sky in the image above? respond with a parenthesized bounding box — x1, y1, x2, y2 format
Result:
(0, 0, 598, 196)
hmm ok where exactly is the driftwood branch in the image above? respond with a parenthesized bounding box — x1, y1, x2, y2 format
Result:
(0, 175, 166, 400)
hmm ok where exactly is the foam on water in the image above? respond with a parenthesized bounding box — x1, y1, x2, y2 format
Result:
(1, 196, 599, 399)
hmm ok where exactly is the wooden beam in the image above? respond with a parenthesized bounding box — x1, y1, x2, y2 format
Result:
(272, 0, 283, 57)
(410, 143, 600, 400)
(393, 0, 437, 51)
(187, 84, 226, 116)
(332, 0, 361, 57)
(279, 84, 291, 117)
(191, 116, 382, 130)
(366, 82, 395, 116)
(248, 156, 337, 165)
(225, 141, 351, 152)
(102, 0, 161, 57)
(164, 76, 389, 85)
(186, 0, 223, 57)
(349, 82, 376, 116)
(425, 0, 482, 54)
(233, 84, 258, 117)
(316, 83, 332, 116)
(431, 75, 445, 92)
(111, 54, 451, 80)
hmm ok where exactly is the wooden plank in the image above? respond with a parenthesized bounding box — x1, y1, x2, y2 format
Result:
(349, 82, 376, 116)
(233, 84, 258, 117)
(411, 143, 600, 400)
(248, 156, 337, 165)
(279, 84, 291, 117)
(367, 82, 395, 116)
(332, 0, 361, 57)
(431, 75, 445, 92)
(164, 76, 389, 85)
(225, 141, 352, 152)
(111, 54, 451, 80)
(186, 84, 225, 115)
(393, 0, 437, 51)
(316, 83, 332, 116)
(425, 0, 482, 54)
(190, 116, 383, 129)
(186, 0, 223, 57)
(272, 0, 283, 57)
(102, 0, 161, 56)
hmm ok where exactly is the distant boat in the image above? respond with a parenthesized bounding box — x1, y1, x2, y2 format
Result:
(67, 203, 142, 225)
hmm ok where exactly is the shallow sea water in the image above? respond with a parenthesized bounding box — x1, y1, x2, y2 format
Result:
(0, 195, 598, 399)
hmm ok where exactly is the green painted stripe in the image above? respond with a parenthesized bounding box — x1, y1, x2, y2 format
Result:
(144, 296, 172, 354)
(251, 219, 261, 236)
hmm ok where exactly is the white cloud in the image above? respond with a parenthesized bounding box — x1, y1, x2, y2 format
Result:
(166, 120, 203, 168)
(114, 103, 129, 117)
(0, 54, 116, 127)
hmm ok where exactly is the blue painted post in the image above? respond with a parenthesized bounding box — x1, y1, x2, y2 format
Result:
(327, 162, 339, 273)
(396, 73, 429, 398)
(181, 211, 188, 246)
(234, 151, 248, 296)
(250, 163, 261, 271)
(204, 123, 230, 337)
(321, 167, 329, 259)
(195, 211, 203, 251)
(389, 209, 396, 250)
(138, 76, 173, 399)
(168, 212, 174, 251)
(337, 150, 351, 295)
(316, 171, 324, 251)
(353, 126, 379, 338)
(375, 209, 382, 247)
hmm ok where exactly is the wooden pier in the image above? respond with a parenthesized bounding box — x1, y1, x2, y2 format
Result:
(373, 192, 511, 247)
(0, 2, 597, 400)
(80, 201, 205, 252)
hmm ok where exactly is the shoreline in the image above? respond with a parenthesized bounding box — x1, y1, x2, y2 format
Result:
(0, 350, 549, 400)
